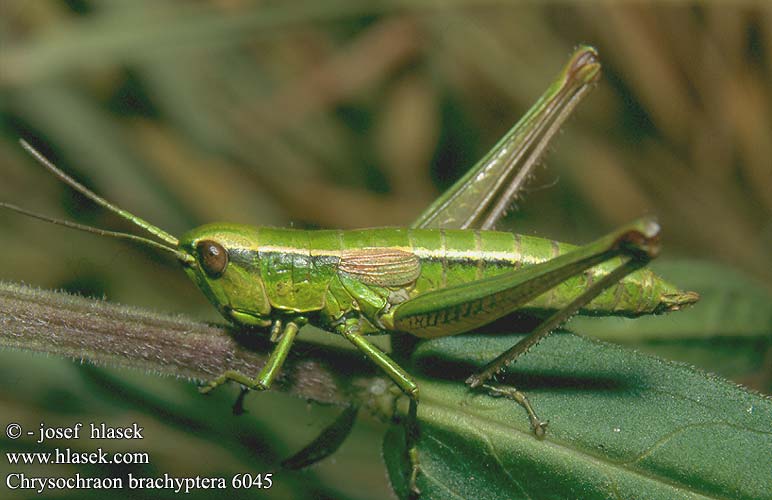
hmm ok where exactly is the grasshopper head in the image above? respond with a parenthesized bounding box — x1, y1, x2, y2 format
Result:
(9, 140, 276, 329)
(179, 223, 273, 328)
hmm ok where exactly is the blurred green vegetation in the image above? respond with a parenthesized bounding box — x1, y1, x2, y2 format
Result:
(1, 1, 770, 499)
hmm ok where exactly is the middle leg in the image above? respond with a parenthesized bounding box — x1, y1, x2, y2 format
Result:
(337, 318, 421, 495)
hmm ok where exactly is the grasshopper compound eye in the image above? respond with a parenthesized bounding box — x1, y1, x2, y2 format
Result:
(196, 240, 229, 278)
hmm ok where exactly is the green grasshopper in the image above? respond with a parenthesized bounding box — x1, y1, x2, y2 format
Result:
(2, 46, 697, 493)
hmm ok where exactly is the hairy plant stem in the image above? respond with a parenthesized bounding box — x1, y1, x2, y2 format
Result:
(0, 281, 393, 414)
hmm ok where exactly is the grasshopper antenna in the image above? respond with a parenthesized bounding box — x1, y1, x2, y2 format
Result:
(0, 201, 191, 262)
(18, 139, 179, 247)
(2, 140, 195, 265)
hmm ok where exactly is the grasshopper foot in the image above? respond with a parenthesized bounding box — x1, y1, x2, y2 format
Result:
(199, 375, 227, 395)
(199, 370, 266, 395)
(408, 445, 421, 497)
(403, 398, 423, 497)
(472, 382, 548, 439)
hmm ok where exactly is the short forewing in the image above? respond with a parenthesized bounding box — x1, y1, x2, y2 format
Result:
(338, 248, 421, 287)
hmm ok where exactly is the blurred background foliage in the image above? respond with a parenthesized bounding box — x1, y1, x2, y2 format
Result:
(1, 1, 770, 499)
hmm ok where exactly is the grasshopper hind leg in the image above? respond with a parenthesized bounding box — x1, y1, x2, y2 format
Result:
(465, 225, 659, 437)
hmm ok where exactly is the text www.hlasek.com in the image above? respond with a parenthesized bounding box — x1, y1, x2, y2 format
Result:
(7, 448, 149, 466)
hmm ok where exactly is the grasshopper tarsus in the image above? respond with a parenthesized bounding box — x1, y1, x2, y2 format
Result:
(408, 446, 422, 497)
(479, 383, 548, 439)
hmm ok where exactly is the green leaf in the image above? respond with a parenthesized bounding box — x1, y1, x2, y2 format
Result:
(383, 332, 772, 500)
(383, 424, 413, 500)
(568, 260, 772, 389)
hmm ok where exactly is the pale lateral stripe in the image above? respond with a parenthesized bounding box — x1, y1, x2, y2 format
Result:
(474, 230, 484, 280)
(439, 229, 448, 287)
(550, 239, 561, 305)
(258, 244, 522, 264)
